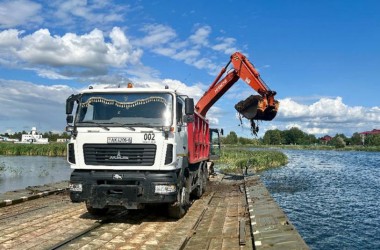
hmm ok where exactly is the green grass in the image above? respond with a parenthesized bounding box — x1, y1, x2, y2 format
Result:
(216, 147, 288, 174)
(0, 142, 67, 156)
(227, 144, 380, 152)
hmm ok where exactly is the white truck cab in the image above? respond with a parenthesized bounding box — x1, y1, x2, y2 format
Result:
(65, 86, 220, 218)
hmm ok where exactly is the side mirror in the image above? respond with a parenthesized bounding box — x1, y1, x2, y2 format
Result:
(66, 125, 74, 133)
(66, 115, 74, 124)
(220, 128, 224, 136)
(185, 98, 194, 115)
(66, 99, 74, 115)
(66, 94, 81, 114)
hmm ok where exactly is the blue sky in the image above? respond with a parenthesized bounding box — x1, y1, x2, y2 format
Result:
(0, 0, 379, 137)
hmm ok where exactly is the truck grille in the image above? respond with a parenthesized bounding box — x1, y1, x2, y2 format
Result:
(83, 144, 156, 166)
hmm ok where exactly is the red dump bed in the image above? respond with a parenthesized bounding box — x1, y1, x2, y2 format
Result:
(187, 112, 210, 164)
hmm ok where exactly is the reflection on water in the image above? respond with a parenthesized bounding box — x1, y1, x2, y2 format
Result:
(259, 150, 380, 249)
(0, 156, 71, 194)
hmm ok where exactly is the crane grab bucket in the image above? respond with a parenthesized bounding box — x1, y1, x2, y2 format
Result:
(235, 95, 279, 121)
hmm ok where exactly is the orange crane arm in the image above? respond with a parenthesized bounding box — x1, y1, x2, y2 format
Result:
(195, 52, 278, 119)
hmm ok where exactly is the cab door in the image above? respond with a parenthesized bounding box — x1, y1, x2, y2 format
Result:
(209, 128, 222, 160)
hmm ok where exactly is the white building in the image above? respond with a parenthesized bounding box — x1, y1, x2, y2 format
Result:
(21, 127, 49, 144)
(0, 136, 19, 142)
(57, 138, 69, 143)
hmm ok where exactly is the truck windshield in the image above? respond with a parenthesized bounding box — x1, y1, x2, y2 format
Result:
(75, 93, 173, 127)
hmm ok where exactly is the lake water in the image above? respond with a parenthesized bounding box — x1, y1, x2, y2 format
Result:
(259, 149, 380, 249)
(0, 156, 71, 194)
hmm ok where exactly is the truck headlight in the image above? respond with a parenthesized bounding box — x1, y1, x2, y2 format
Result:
(69, 183, 82, 192)
(155, 184, 176, 194)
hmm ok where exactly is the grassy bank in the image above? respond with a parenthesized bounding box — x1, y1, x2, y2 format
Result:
(0, 142, 66, 156)
(224, 144, 380, 152)
(216, 147, 288, 174)
(276, 144, 380, 152)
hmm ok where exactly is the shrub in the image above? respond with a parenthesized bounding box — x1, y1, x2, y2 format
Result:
(216, 148, 288, 174)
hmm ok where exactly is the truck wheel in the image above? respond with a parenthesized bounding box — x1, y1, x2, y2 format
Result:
(168, 184, 190, 219)
(193, 173, 204, 198)
(202, 167, 208, 193)
(194, 165, 207, 198)
(85, 201, 109, 216)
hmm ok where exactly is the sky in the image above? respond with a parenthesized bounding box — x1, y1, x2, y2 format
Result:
(0, 0, 379, 138)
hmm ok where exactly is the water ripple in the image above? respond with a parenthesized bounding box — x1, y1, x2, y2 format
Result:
(260, 149, 380, 250)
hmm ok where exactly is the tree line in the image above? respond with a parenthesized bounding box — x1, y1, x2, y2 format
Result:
(221, 127, 380, 147)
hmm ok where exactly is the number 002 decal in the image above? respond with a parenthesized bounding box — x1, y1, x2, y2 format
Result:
(143, 133, 155, 142)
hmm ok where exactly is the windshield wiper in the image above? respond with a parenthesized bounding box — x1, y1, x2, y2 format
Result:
(128, 123, 160, 129)
(76, 121, 110, 131)
(104, 122, 136, 131)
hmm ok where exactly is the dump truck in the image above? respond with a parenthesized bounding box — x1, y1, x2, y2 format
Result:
(65, 52, 279, 218)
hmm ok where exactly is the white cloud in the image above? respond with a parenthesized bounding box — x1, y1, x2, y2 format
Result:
(278, 97, 379, 123)
(172, 49, 200, 62)
(136, 78, 205, 101)
(0, 79, 77, 133)
(189, 26, 211, 47)
(276, 97, 380, 136)
(51, 0, 125, 27)
(206, 106, 224, 126)
(0, 0, 42, 28)
(136, 24, 237, 74)
(137, 24, 177, 48)
(303, 127, 330, 135)
(212, 37, 238, 55)
(0, 29, 23, 48)
(0, 27, 142, 78)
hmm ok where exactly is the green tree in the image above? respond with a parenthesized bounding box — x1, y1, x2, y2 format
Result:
(263, 129, 282, 145)
(281, 127, 307, 145)
(350, 132, 363, 145)
(238, 137, 250, 145)
(334, 133, 350, 145)
(307, 134, 318, 144)
(61, 132, 71, 139)
(330, 135, 346, 148)
(224, 131, 238, 144)
(364, 134, 380, 146)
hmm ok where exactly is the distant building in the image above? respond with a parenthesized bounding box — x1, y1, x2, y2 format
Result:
(57, 138, 69, 143)
(359, 129, 380, 145)
(320, 135, 332, 144)
(0, 136, 19, 142)
(359, 129, 380, 136)
(20, 127, 49, 144)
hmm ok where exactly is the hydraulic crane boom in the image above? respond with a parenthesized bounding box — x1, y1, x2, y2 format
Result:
(195, 52, 279, 123)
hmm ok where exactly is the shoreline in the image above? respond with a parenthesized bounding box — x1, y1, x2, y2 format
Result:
(223, 144, 380, 152)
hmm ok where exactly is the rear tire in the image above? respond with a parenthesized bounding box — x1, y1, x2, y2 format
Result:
(194, 164, 208, 198)
(202, 167, 208, 193)
(85, 201, 109, 216)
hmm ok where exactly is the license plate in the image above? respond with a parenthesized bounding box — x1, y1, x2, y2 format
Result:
(69, 183, 82, 192)
(107, 137, 132, 143)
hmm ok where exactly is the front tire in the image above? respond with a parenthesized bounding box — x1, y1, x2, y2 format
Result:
(86, 201, 109, 216)
(168, 180, 190, 219)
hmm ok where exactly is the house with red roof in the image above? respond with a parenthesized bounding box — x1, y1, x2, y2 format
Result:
(359, 129, 380, 145)
(359, 129, 380, 135)
(320, 135, 332, 144)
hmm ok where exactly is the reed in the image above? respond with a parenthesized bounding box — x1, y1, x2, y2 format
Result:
(216, 147, 288, 174)
(0, 142, 66, 156)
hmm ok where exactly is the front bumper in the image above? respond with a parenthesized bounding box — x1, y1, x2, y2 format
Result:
(70, 169, 179, 209)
